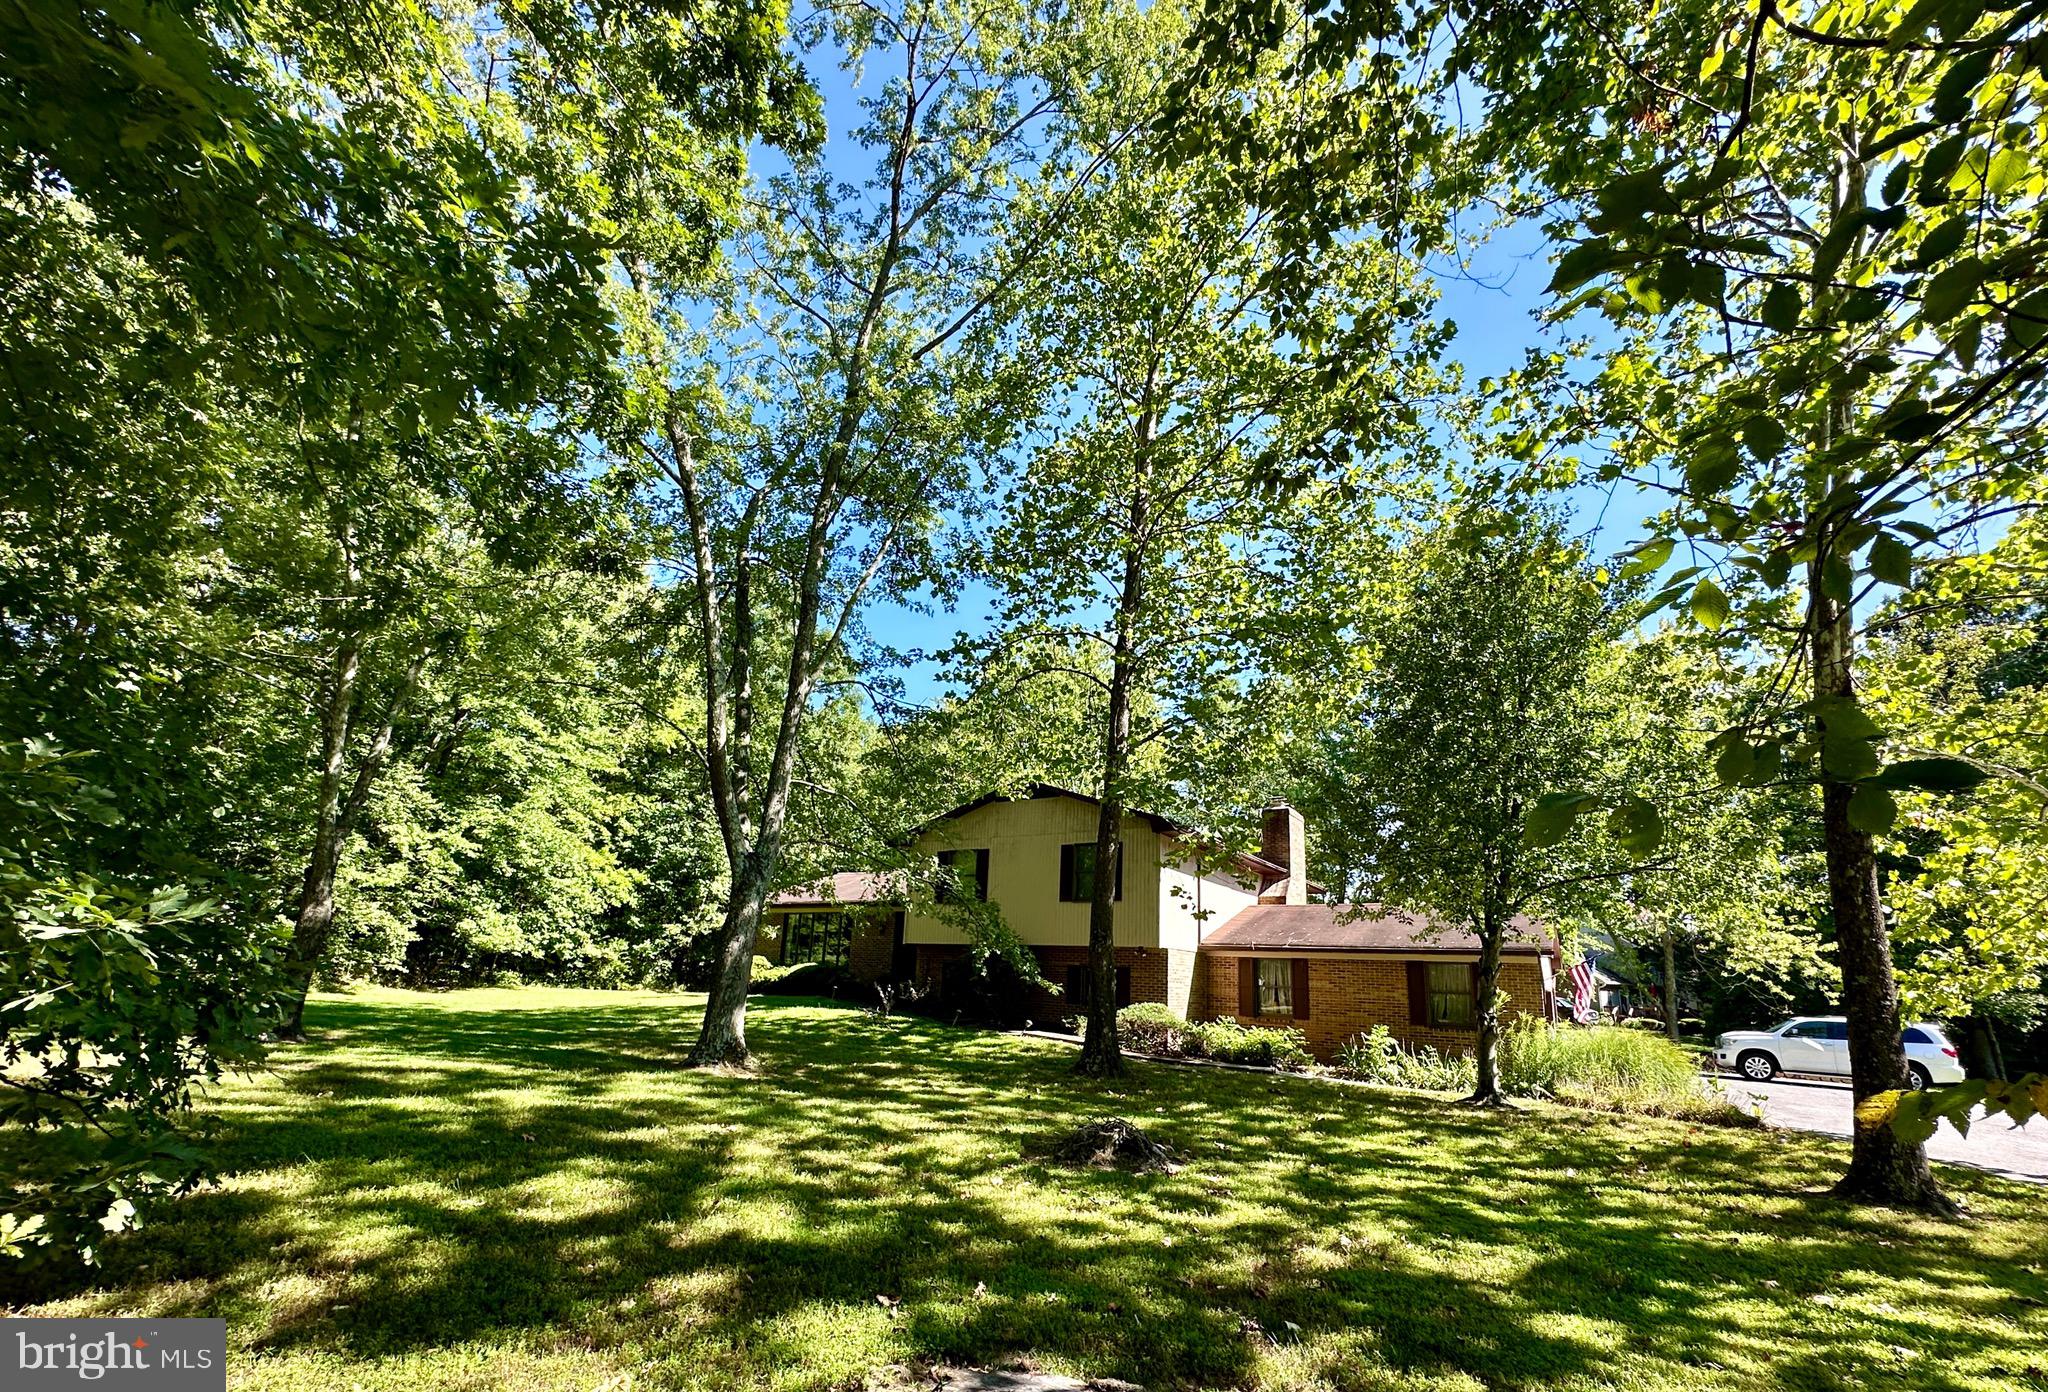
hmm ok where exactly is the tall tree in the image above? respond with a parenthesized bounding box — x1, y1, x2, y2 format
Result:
(612, 0, 1126, 1066)
(971, 1, 1442, 1076)
(1323, 510, 1651, 1103)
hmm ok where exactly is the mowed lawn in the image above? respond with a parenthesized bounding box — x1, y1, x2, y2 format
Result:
(5, 988, 2046, 1392)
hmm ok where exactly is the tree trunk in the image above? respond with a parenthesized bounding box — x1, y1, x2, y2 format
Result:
(1663, 928, 1681, 1042)
(690, 857, 771, 1066)
(1076, 405, 1153, 1080)
(1467, 917, 1506, 1105)
(280, 630, 361, 1037)
(1811, 554, 1953, 1213)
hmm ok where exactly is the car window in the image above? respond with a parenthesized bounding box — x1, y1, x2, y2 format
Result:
(1787, 1021, 1831, 1038)
(1903, 1027, 1934, 1045)
(1826, 1022, 1850, 1041)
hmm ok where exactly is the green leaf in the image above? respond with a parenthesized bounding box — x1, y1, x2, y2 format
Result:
(1618, 537, 1675, 579)
(1922, 257, 1983, 324)
(1713, 735, 1756, 786)
(1870, 757, 1989, 792)
(1822, 733, 1882, 782)
(1684, 438, 1743, 496)
(1912, 213, 1971, 268)
(1606, 797, 1665, 856)
(1848, 783, 1898, 834)
(1867, 534, 1914, 586)
(1525, 791, 1599, 847)
(1932, 48, 1995, 124)
(1689, 578, 1731, 631)
(1760, 282, 1802, 332)
(1741, 413, 1787, 462)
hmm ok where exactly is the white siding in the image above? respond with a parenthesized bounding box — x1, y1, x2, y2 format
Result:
(1157, 849, 1261, 951)
(904, 795, 1164, 949)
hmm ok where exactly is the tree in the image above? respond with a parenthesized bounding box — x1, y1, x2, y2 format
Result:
(610, 0, 1126, 1066)
(1174, 0, 2048, 1209)
(1320, 509, 1649, 1103)
(965, 1, 1442, 1076)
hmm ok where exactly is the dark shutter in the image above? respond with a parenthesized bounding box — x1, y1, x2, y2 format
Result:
(1407, 961, 1429, 1025)
(1238, 958, 1257, 1016)
(1113, 842, 1124, 901)
(974, 848, 990, 900)
(1469, 962, 1482, 1013)
(1115, 966, 1132, 1007)
(1291, 959, 1311, 1020)
(1059, 844, 1076, 901)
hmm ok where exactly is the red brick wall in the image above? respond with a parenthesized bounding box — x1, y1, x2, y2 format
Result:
(1196, 953, 1550, 1062)
(847, 911, 901, 983)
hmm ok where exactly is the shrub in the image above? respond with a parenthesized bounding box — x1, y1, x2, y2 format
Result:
(1193, 1018, 1315, 1069)
(751, 962, 854, 997)
(1334, 1026, 1478, 1092)
(1114, 1005, 1314, 1071)
(1117, 1002, 1192, 1054)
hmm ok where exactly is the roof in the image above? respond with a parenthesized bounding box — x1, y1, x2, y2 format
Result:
(768, 872, 895, 908)
(900, 783, 1326, 894)
(900, 783, 1187, 841)
(1198, 903, 1555, 956)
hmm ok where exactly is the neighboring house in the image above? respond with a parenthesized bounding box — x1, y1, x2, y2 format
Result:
(779, 784, 1559, 1062)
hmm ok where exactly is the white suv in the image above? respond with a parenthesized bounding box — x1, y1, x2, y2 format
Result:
(1715, 1017, 1966, 1089)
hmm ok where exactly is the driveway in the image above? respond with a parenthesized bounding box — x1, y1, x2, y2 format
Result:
(1707, 1071, 2048, 1184)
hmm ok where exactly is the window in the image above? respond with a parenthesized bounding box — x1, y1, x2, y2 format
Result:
(1064, 964, 1132, 1009)
(1825, 1022, 1850, 1042)
(1786, 1020, 1831, 1039)
(781, 912, 851, 966)
(1255, 958, 1293, 1015)
(1903, 1026, 1934, 1045)
(1426, 962, 1475, 1028)
(935, 848, 989, 903)
(1059, 842, 1123, 902)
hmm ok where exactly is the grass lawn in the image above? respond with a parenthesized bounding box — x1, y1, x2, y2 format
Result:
(5, 986, 2045, 1392)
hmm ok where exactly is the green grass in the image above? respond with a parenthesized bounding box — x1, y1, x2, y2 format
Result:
(5, 986, 2045, 1392)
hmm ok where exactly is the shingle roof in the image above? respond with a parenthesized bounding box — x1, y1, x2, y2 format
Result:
(1199, 903, 1554, 956)
(768, 872, 895, 908)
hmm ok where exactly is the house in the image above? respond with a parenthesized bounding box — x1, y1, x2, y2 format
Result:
(773, 785, 1560, 1061)
(759, 872, 907, 982)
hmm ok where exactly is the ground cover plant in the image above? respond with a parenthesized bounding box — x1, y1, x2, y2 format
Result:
(3, 987, 2042, 1392)
(1117, 1002, 1316, 1070)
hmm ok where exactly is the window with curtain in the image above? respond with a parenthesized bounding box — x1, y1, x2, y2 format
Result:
(1427, 962, 1475, 1027)
(1255, 957, 1293, 1014)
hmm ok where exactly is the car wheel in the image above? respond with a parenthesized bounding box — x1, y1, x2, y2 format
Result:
(1738, 1051, 1778, 1082)
(1907, 1063, 1932, 1091)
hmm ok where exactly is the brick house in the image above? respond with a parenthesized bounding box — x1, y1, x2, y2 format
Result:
(770, 785, 1559, 1062)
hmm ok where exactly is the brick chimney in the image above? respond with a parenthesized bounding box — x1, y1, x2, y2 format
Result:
(1258, 802, 1306, 905)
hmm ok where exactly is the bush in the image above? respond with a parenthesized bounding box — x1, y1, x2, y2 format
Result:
(1117, 1002, 1192, 1053)
(750, 961, 855, 997)
(1114, 1004, 1314, 1071)
(1334, 1026, 1478, 1092)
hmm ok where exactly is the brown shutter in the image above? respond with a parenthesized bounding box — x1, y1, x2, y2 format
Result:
(1059, 844, 1075, 901)
(1469, 962, 1482, 1013)
(1407, 960, 1429, 1025)
(1238, 958, 1257, 1016)
(1291, 958, 1311, 1019)
(974, 848, 990, 900)
(1113, 842, 1124, 901)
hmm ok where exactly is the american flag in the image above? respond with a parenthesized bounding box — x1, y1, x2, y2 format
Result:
(1567, 956, 1598, 1024)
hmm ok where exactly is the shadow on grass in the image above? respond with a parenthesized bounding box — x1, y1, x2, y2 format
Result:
(4, 989, 2044, 1391)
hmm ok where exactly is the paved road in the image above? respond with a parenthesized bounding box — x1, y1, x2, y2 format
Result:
(1707, 1071, 2048, 1184)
